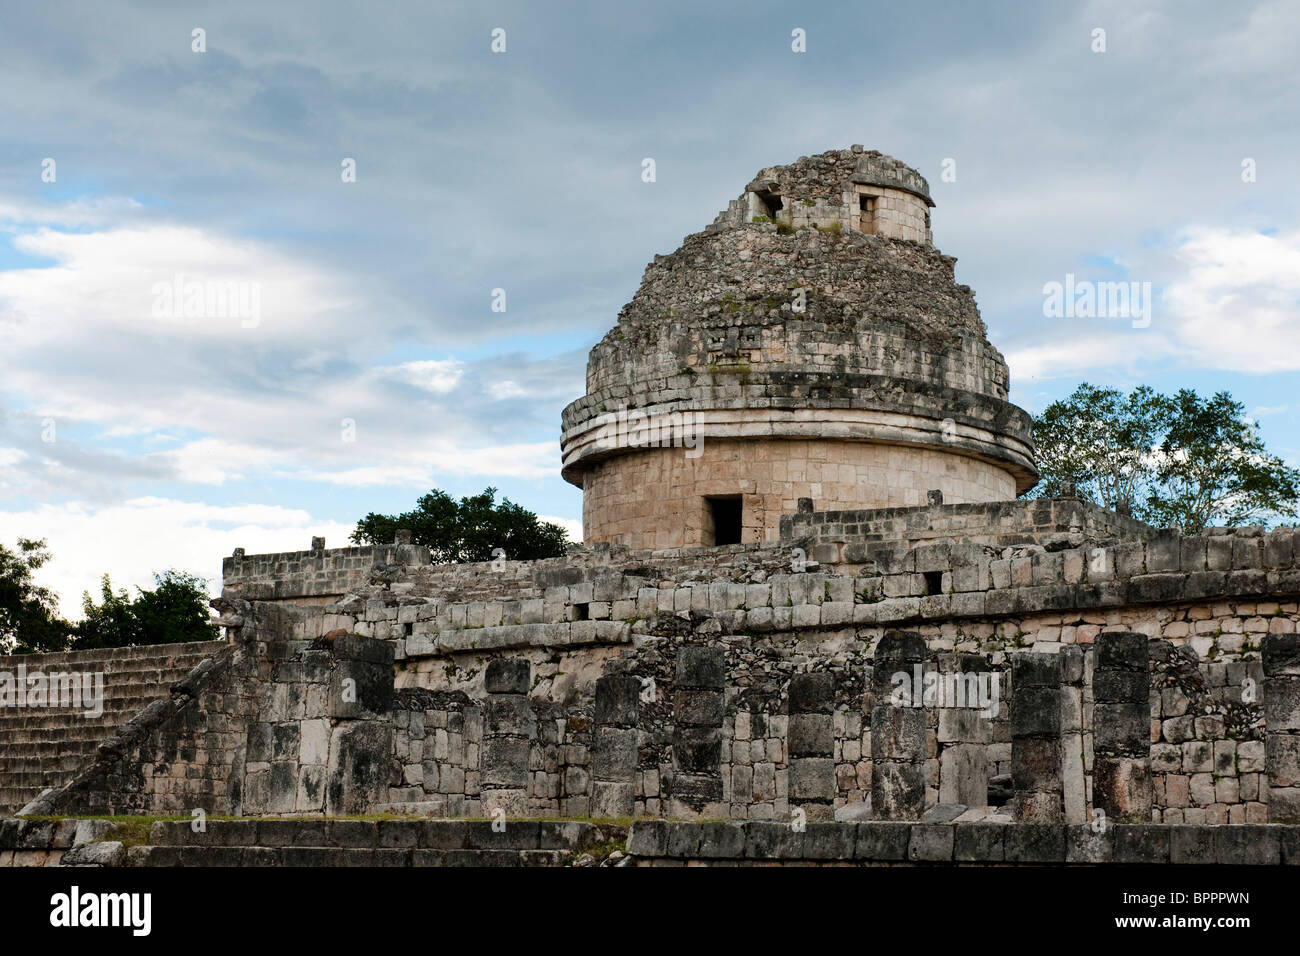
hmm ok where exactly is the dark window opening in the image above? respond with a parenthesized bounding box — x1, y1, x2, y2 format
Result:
(754, 189, 784, 220)
(922, 571, 944, 595)
(706, 496, 743, 546)
(573, 602, 590, 621)
(859, 195, 878, 235)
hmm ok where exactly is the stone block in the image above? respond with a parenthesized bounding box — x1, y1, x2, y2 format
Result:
(907, 825, 954, 862)
(676, 646, 725, 690)
(1112, 824, 1169, 864)
(789, 758, 836, 801)
(954, 824, 1004, 862)
(802, 823, 856, 860)
(594, 674, 641, 727)
(788, 672, 835, 713)
(485, 657, 531, 694)
(674, 726, 722, 773)
(1003, 824, 1065, 863)
(1215, 825, 1280, 865)
(674, 689, 724, 727)
(1066, 824, 1112, 863)
(853, 822, 911, 861)
(788, 713, 834, 755)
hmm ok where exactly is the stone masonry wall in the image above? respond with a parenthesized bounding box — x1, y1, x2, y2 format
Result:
(221, 539, 430, 604)
(0, 641, 222, 816)
(710, 147, 934, 244)
(21, 602, 395, 819)
(581, 438, 1019, 551)
(781, 494, 1152, 555)
(22, 506, 1300, 826)
(626, 820, 1300, 865)
(235, 513, 1300, 823)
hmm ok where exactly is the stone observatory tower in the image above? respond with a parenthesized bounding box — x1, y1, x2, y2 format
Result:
(560, 146, 1037, 551)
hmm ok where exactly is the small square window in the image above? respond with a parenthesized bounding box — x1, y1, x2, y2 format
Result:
(859, 195, 878, 235)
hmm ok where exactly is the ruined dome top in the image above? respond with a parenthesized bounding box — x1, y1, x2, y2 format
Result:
(744, 146, 934, 209)
(559, 148, 1037, 493)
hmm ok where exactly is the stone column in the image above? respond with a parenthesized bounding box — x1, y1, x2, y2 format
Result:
(325, 634, 395, 815)
(870, 630, 927, 820)
(670, 645, 725, 817)
(937, 654, 989, 809)
(592, 673, 640, 818)
(787, 673, 836, 821)
(1263, 633, 1300, 822)
(1091, 632, 1152, 823)
(1059, 646, 1088, 823)
(1011, 652, 1063, 822)
(480, 657, 535, 817)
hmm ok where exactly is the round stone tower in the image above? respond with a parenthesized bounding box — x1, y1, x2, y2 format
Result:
(560, 146, 1037, 551)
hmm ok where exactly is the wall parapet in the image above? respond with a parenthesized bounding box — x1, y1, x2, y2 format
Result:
(221, 541, 431, 603)
(625, 820, 1300, 865)
(780, 495, 1152, 552)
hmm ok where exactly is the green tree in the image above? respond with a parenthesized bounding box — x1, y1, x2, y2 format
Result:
(0, 538, 72, 654)
(73, 570, 218, 649)
(1030, 383, 1300, 532)
(1031, 383, 1166, 507)
(350, 486, 570, 562)
(1145, 389, 1300, 532)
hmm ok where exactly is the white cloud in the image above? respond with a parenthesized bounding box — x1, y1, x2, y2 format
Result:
(0, 215, 580, 499)
(1005, 332, 1160, 383)
(539, 514, 583, 543)
(1, 225, 361, 346)
(303, 440, 560, 486)
(1006, 228, 1300, 380)
(151, 438, 292, 485)
(0, 498, 355, 620)
(488, 380, 527, 400)
(380, 360, 464, 394)
(1163, 228, 1300, 373)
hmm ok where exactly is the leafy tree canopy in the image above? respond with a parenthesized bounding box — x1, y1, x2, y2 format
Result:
(73, 570, 219, 650)
(1030, 383, 1300, 533)
(350, 486, 570, 562)
(0, 538, 71, 654)
(0, 541, 217, 655)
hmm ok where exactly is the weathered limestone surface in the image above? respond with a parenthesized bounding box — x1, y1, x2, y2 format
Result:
(1264, 633, 1300, 822)
(1092, 632, 1152, 823)
(18, 604, 393, 819)
(626, 820, 1300, 866)
(6, 147, 1300, 859)
(559, 147, 1036, 549)
(870, 631, 927, 820)
(0, 641, 221, 816)
(1011, 652, 1062, 822)
(18, 517, 1299, 828)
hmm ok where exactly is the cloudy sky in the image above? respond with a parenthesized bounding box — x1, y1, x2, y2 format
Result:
(2, 0, 1298, 615)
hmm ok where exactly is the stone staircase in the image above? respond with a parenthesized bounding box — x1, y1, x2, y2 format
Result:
(0, 641, 225, 815)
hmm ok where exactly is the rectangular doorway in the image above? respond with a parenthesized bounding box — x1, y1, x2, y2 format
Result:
(705, 495, 743, 546)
